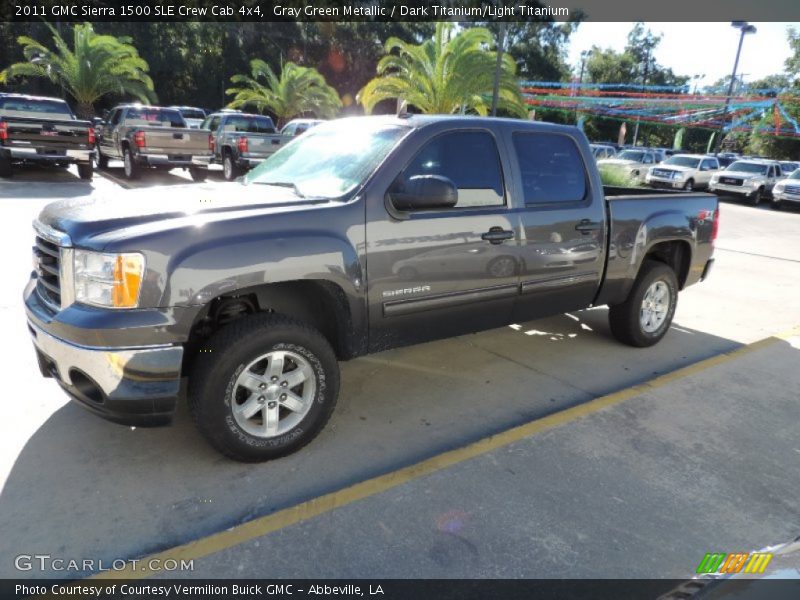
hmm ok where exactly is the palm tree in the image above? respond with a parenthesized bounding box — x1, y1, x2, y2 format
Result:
(0, 23, 156, 119)
(226, 60, 342, 127)
(357, 23, 528, 118)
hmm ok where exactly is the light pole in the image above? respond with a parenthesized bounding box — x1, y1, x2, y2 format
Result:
(490, 21, 508, 117)
(692, 74, 705, 95)
(578, 49, 591, 84)
(632, 33, 657, 147)
(713, 21, 756, 155)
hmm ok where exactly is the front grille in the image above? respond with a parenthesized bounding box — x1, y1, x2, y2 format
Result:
(719, 177, 743, 186)
(784, 185, 800, 196)
(33, 235, 61, 310)
(652, 169, 676, 178)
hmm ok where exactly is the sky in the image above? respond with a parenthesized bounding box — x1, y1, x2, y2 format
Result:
(566, 22, 799, 88)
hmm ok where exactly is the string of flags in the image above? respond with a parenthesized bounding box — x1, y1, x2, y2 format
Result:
(520, 81, 800, 139)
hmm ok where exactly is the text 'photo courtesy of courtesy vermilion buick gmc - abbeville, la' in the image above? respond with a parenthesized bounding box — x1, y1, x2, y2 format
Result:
(24, 116, 718, 462)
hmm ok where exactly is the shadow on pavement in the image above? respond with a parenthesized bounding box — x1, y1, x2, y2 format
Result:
(0, 312, 757, 578)
(0, 164, 93, 198)
(98, 163, 228, 189)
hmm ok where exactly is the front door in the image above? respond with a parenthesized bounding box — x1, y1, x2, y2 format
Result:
(365, 129, 520, 350)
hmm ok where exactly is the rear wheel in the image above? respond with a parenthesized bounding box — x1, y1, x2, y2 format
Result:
(222, 152, 241, 181)
(189, 167, 208, 182)
(608, 260, 678, 347)
(189, 314, 340, 462)
(0, 155, 11, 177)
(77, 162, 93, 180)
(123, 147, 139, 180)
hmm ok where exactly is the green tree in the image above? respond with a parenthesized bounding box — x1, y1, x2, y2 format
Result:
(357, 22, 527, 118)
(0, 23, 155, 118)
(226, 59, 342, 127)
(785, 27, 800, 84)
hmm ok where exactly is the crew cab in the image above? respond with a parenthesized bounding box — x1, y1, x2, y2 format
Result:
(708, 159, 783, 205)
(771, 168, 800, 210)
(24, 116, 718, 461)
(199, 112, 282, 180)
(95, 104, 212, 180)
(0, 93, 94, 180)
(597, 148, 659, 184)
(645, 154, 720, 191)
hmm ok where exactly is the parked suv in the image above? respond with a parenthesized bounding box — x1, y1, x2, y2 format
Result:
(646, 154, 720, 191)
(771, 168, 800, 210)
(199, 112, 284, 180)
(708, 159, 782, 205)
(597, 148, 659, 184)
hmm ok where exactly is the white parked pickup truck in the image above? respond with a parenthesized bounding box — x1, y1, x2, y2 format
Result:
(646, 154, 720, 191)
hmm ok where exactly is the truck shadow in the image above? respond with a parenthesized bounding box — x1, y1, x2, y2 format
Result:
(0, 164, 93, 197)
(0, 311, 786, 578)
(97, 164, 228, 189)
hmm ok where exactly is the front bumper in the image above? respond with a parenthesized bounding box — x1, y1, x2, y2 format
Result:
(24, 278, 185, 426)
(646, 176, 686, 189)
(773, 190, 800, 204)
(237, 153, 269, 168)
(709, 182, 760, 197)
(1, 146, 94, 164)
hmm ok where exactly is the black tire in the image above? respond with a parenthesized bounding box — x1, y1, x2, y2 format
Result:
(749, 187, 762, 206)
(608, 260, 679, 347)
(189, 167, 208, 182)
(77, 162, 93, 180)
(222, 152, 241, 181)
(96, 151, 109, 170)
(682, 179, 694, 191)
(189, 314, 340, 462)
(487, 255, 517, 278)
(0, 155, 11, 178)
(772, 200, 784, 211)
(123, 147, 139, 180)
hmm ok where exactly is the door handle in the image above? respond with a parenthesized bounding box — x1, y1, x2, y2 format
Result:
(575, 220, 601, 234)
(481, 227, 514, 245)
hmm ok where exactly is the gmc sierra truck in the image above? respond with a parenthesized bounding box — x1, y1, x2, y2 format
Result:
(198, 111, 283, 180)
(95, 104, 211, 180)
(24, 116, 718, 462)
(0, 93, 95, 180)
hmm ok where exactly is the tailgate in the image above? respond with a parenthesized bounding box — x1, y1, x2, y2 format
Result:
(242, 134, 286, 157)
(1, 116, 92, 151)
(139, 127, 210, 155)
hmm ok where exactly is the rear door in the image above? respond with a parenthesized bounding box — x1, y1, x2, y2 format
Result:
(508, 131, 606, 323)
(365, 128, 520, 349)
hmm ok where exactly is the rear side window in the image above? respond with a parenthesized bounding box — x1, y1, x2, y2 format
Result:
(513, 133, 587, 205)
(125, 107, 185, 128)
(402, 130, 505, 208)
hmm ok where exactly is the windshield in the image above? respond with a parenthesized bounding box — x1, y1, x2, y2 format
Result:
(245, 121, 409, 199)
(616, 150, 644, 161)
(788, 169, 800, 180)
(180, 108, 206, 120)
(664, 156, 700, 168)
(727, 162, 768, 175)
(0, 97, 74, 119)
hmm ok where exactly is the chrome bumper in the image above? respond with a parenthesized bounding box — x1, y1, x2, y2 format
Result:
(646, 176, 684, 189)
(136, 152, 212, 167)
(773, 191, 800, 203)
(709, 183, 756, 196)
(3, 146, 93, 162)
(28, 320, 183, 424)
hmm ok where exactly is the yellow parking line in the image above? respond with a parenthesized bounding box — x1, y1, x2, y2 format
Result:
(91, 333, 788, 580)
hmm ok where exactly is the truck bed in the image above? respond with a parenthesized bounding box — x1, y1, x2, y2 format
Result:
(1, 114, 93, 154)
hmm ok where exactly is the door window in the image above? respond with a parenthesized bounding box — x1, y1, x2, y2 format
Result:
(512, 133, 587, 205)
(399, 131, 505, 208)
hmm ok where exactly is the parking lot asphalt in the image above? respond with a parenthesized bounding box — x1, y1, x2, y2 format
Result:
(1, 165, 799, 579)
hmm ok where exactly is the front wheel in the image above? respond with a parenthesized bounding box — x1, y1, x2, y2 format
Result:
(682, 179, 694, 191)
(749, 187, 763, 206)
(189, 315, 340, 462)
(608, 260, 678, 347)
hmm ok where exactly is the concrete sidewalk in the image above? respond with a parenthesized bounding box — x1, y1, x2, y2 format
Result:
(128, 331, 800, 579)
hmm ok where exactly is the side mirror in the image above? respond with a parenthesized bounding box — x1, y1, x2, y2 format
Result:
(390, 175, 458, 211)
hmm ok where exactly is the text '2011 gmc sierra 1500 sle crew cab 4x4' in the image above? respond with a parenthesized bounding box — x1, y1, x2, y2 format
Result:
(0, 93, 95, 180)
(24, 116, 718, 461)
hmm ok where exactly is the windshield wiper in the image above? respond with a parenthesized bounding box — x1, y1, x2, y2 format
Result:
(253, 181, 306, 198)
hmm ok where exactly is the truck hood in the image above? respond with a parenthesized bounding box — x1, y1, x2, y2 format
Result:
(37, 182, 324, 248)
(598, 158, 640, 168)
(653, 164, 695, 173)
(717, 170, 766, 180)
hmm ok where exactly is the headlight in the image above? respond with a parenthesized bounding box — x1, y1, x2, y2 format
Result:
(750, 179, 762, 189)
(672, 172, 686, 180)
(73, 250, 145, 308)
(774, 183, 785, 193)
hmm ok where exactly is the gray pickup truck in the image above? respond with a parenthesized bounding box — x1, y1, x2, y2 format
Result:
(24, 116, 718, 461)
(0, 93, 95, 180)
(198, 111, 283, 180)
(95, 104, 212, 180)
